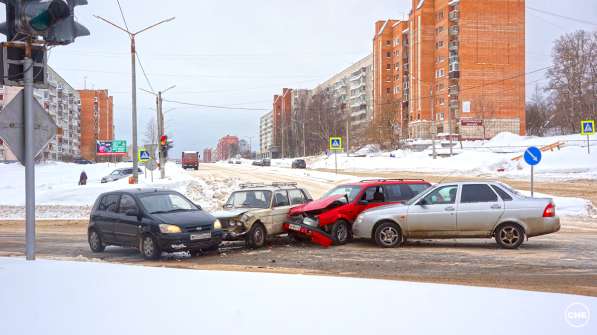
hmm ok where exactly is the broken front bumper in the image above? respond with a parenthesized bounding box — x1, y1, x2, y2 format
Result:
(282, 222, 334, 247)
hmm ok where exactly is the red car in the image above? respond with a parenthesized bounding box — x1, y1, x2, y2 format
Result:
(283, 179, 431, 246)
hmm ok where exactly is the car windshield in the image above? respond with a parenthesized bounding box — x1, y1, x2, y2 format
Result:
(322, 185, 361, 202)
(110, 170, 122, 176)
(406, 185, 434, 205)
(225, 190, 272, 209)
(140, 193, 199, 214)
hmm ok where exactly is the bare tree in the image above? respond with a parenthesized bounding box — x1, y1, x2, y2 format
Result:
(546, 30, 597, 133)
(143, 117, 158, 158)
(367, 99, 400, 150)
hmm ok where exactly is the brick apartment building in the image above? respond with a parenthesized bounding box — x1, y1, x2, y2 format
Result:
(78, 89, 114, 161)
(216, 135, 239, 161)
(202, 148, 212, 163)
(373, 0, 525, 140)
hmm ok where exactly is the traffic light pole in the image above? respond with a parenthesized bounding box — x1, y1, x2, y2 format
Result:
(24, 50, 35, 260)
(158, 91, 165, 179)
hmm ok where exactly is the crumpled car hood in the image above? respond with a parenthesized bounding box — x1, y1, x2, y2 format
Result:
(211, 208, 253, 219)
(290, 194, 345, 215)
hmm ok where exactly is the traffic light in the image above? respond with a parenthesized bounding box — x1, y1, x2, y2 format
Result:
(0, 0, 89, 45)
(160, 135, 167, 147)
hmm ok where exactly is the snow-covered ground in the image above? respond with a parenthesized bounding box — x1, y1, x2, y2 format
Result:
(0, 161, 231, 219)
(0, 257, 594, 335)
(304, 133, 597, 181)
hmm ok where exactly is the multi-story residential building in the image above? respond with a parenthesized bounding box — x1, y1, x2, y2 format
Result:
(78, 89, 114, 161)
(40, 67, 82, 160)
(259, 111, 273, 158)
(202, 148, 212, 163)
(216, 135, 239, 161)
(373, 0, 525, 141)
(314, 55, 374, 149)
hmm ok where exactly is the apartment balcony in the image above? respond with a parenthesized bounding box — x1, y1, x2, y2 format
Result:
(449, 26, 459, 36)
(449, 41, 459, 51)
(449, 71, 460, 79)
(449, 56, 459, 64)
(449, 61, 460, 73)
(449, 85, 459, 95)
(450, 99, 459, 108)
(449, 10, 459, 22)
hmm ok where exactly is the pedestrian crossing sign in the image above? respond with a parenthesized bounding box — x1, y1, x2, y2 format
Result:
(329, 137, 343, 151)
(138, 149, 151, 162)
(581, 120, 595, 136)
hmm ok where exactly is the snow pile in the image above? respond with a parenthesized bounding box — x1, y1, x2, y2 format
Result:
(0, 162, 228, 219)
(1, 257, 595, 335)
(307, 132, 597, 180)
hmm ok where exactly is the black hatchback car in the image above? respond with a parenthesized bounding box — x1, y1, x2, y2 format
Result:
(88, 189, 223, 259)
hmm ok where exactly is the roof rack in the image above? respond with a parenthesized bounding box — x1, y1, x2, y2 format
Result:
(239, 183, 267, 189)
(271, 182, 298, 188)
(359, 178, 427, 183)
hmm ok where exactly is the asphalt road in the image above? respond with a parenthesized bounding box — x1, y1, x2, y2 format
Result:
(1, 164, 596, 296)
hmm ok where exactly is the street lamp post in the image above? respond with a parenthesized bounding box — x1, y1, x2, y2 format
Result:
(95, 15, 175, 183)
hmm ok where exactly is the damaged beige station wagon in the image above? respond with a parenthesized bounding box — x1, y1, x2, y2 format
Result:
(212, 183, 313, 248)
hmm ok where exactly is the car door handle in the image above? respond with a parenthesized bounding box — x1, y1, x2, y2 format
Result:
(491, 204, 502, 209)
(445, 206, 455, 211)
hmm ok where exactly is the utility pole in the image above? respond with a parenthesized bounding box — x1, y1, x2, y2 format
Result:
(142, 85, 175, 179)
(448, 99, 454, 157)
(23, 50, 34, 260)
(430, 87, 437, 159)
(95, 15, 175, 183)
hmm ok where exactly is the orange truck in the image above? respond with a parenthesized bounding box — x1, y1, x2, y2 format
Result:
(181, 151, 199, 170)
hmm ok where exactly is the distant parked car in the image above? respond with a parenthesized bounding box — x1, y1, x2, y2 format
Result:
(234, 159, 242, 164)
(291, 159, 306, 169)
(88, 189, 223, 259)
(101, 167, 143, 183)
(352, 181, 560, 249)
(228, 160, 234, 164)
(73, 159, 93, 165)
(252, 160, 263, 166)
(261, 158, 271, 166)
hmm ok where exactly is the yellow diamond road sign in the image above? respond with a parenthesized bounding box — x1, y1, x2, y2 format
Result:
(329, 137, 342, 151)
(581, 120, 594, 136)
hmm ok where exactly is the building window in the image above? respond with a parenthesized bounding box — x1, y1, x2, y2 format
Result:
(436, 69, 445, 78)
(395, 63, 400, 69)
(437, 56, 445, 63)
(386, 88, 391, 94)
(394, 86, 400, 94)
(386, 40, 391, 46)
(436, 41, 444, 49)
(386, 51, 391, 57)
(394, 39, 400, 46)
(437, 11, 444, 20)
(436, 26, 444, 34)
(386, 64, 391, 70)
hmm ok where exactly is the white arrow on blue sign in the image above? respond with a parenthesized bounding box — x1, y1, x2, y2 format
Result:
(139, 151, 150, 160)
(331, 139, 340, 147)
(523, 146, 542, 166)
(584, 122, 594, 133)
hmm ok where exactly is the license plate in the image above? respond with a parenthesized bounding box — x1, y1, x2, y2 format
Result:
(288, 224, 301, 231)
(190, 232, 211, 240)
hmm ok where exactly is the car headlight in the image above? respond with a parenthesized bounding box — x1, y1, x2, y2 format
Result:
(159, 224, 182, 234)
(213, 219, 222, 230)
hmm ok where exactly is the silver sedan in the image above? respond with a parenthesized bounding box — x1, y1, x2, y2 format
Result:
(352, 181, 560, 249)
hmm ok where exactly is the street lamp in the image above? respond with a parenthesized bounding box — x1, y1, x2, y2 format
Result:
(94, 14, 175, 183)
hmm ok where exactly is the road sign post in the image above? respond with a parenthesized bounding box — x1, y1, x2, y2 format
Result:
(523, 146, 542, 197)
(581, 120, 594, 155)
(329, 137, 342, 174)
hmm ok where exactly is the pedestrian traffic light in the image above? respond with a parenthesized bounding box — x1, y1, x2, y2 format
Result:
(160, 135, 167, 147)
(0, 0, 89, 45)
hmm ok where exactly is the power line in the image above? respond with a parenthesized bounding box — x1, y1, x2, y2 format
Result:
(163, 99, 269, 111)
(526, 6, 597, 26)
(115, 0, 130, 31)
(136, 51, 155, 93)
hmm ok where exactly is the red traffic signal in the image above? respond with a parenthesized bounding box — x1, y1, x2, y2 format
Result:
(160, 135, 167, 146)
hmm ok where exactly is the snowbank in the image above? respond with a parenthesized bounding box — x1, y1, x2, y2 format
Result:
(0, 257, 594, 335)
(305, 133, 597, 181)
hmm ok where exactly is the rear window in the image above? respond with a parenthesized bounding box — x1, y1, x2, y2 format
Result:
(461, 184, 498, 203)
(98, 194, 120, 213)
(408, 183, 430, 195)
(288, 189, 307, 205)
(491, 185, 513, 201)
(384, 183, 430, 202)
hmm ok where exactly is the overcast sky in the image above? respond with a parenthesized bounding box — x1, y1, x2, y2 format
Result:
(3, 0, 597, 157)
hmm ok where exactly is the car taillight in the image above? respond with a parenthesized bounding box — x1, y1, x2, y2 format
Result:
(543, 202, 555, 217)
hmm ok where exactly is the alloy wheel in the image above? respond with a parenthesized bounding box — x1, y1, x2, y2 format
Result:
(143, 236, 155, 257)
(380, 226, 399, 246)
(499, 227, 520, 247)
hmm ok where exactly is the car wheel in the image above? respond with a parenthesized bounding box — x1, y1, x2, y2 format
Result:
(88, 229, 105, 252)
(141, 234, 162, 260)
(246, 223, 266, 248)
(331, 220, 350, 245)
(374, 221, 402, 248)
(495, 223, 524, 249)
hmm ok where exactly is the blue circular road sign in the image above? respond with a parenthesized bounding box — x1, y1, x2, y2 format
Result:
(524, 146, 542, 166)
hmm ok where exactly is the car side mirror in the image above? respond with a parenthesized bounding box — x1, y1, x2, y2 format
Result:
(418, 199, 428, 206)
